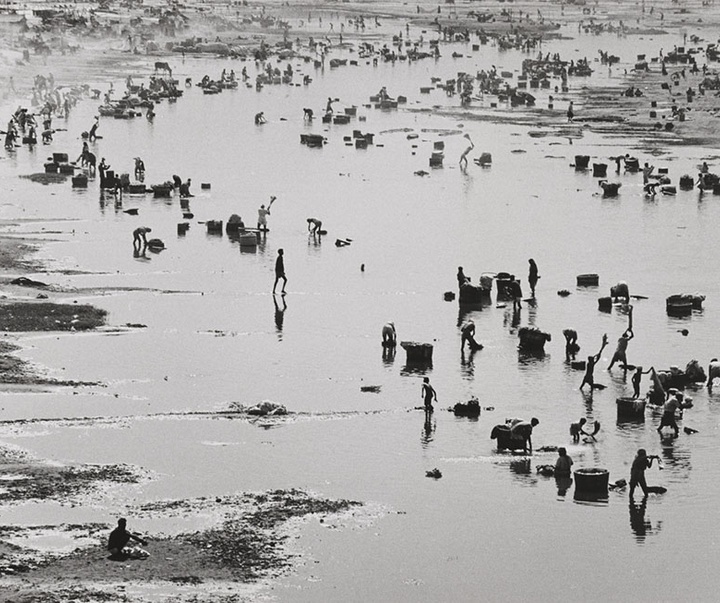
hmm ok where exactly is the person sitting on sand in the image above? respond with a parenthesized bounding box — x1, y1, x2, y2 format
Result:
(108, 518, 148, 560)
(255, 111, 266, 125)
(307, 218, 322, 235)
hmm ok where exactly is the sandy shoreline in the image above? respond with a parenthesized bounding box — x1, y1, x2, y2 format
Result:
(1, 0, 720, 599)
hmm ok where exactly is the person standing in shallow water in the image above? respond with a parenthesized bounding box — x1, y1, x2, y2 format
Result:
(554, 447, 573, 478)
(629, 448, 658, 498)
(459, 134, 473, 168)
(273, 248, 287, 295)
(422, 377, 437, 414)
(608, 306, 634, 370)
(528, 258, 539, 297)
(307, 218, 323, 236)
(580, 334, 608, 391)
(457, 266, 468, 288)
(257, 196, 274, 231)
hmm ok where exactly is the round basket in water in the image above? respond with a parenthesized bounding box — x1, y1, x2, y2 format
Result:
(574, 468, 609, 493)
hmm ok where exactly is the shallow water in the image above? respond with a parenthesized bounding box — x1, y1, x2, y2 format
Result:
(1, 18, 720, 601)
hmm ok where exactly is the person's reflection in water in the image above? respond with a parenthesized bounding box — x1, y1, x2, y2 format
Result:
(133, 247, 149, 261)
(382, 344, 396, 365)
(257, 230, 268, 255)
(556, 476, 573, 497)
(460, 349, 475, 379)
(510, 305, 521, 329)
(273, 295, 286, 337)
(525, 297, 538, 326)
(629, 496, 651, 542)
(421, 413, 436, 448)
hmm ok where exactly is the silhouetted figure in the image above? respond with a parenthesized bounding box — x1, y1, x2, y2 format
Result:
(629, 448, 658, 498)
(528, 258, 539, 297)
(459, 134, 473, 168)
(88, 116, 99, 141)
(133, 226, 151, 251)
(609, 306, 633, 370)
(554, 447, 573, 478)
(307, 218, 322, 235)
(274, 294, 286, 331)
(632, 366, 652, 398)
(570, 418, 588, 443)
(461, 320, 483, 351)
(179, 178, 193, 198)
(509, 417, 539, 454)
(108, 518, 147, 560)
(580, 334, 608, 390)
(273, 248, 287, 294)
(657, 391, 689, 437)
(134, 157, 145, 181)
(510, 279, 523, 311)
(422, 377, 437, 415)
(563, 329, 579, 359)
(382, 321, 396, 347)
(457, 266, 468, 288)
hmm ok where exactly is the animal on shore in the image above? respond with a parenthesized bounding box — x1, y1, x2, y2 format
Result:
(154, 61, 173, 77)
